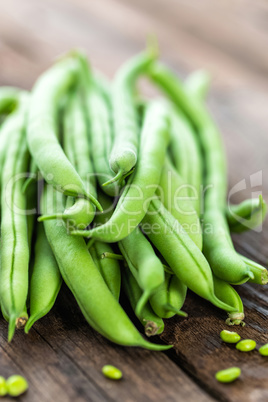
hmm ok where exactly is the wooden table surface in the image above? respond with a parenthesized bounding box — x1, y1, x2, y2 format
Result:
(1, 0, 268, 401)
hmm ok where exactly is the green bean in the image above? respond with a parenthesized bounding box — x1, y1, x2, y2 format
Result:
(236, 339, 256, 352)
(106, 47, 158, 185)
(184, 70, 210, 100)
(220, 330, 241, 343)
(0, 86, 20, 115)
(118, 227, 165, 316)
(22, 158, 39, 194)
(213, 275, 245, 326)
(24, 223, 62, 333)
(169, 275, 188, 315)
(239, 254, 268, 285)
(27, 52, 102, 211)
(41, 184, 172, 351)
(149, 274, 187, 318)
(227, 195, 267, 233)
(259, 344, 268, 356)
(169, 112, 189, 184)
(86, 78, 120, 196)
(215, 367, 241, 383)
(0, 376, 7, 397)
(93, 71, 111, 103)
(102, 365, 122, 380)
(170, 111, 203, 216)
(122, 268, 164, 336)
(89, 241, 121, 301)
(158, 155, 202, 249)
(39, 91, 97, 228)
(0, 102, 26, 191)
(0, 93, 30, 341)
(142, 199, 237, 312)
(72, 100, 170, 242)
(148, 63, 252, 284)
(6, 375, 28, 397)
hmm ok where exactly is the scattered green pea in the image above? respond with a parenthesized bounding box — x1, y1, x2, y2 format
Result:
(236, 339, 256, 352)
(259, 344, 268, 356)
(6, 375, 28, 397)
(220, 330, 241, 343)
(102, 365, 123, 380)
(215, 367, 241, 383)
(0, 376, 8, 397)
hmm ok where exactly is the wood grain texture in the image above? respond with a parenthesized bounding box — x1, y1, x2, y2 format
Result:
(0, 0, 268, 401)
(0, 287, 213, 402)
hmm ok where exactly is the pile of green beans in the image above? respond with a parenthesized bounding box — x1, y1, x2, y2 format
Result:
(0, 47, 266, 350)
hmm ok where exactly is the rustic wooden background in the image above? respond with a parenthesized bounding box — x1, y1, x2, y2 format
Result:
(1, 0, 268, 401)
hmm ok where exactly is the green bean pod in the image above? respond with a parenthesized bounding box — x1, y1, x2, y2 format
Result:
(213, 275, 245, 326)
(89, 241, 121, 300)
(0, 93, 30, 341)
(22, 158, 39, 194)
(150, 274, 187, 319)
(227, 195, 267, 233)
(86, 79, 120, 196)
(0, 98, 26, 191)
(142, 199, 237, 312)
(148, 63, 252, 284)
(158, 156, 202, 249)
(0, 86, 20, 115)
(25, 223, 62, 333)
(27, 52, 101, 211)
(39, 91, 97, 228)
(41, 184, 172, 351)
(72, 100, 170, 242)
(184, 70, 210, 100)
(169, 275, 188, 313)
(118, 227, 165, 316)
(170, 111, 203, 216)
(107, 47, 158, 184)
(239, 254, 268, 285)
(122, 268, 165, 337)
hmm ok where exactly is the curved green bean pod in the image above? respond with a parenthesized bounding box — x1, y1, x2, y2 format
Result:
(39, 92, 97, 228)
(170, 111, 203, 216)
(25, 223, 62, 333)
(107, 47, 158, 184)
(169, 275, 188, 313)
(239, 255, 268, 285)
(149, 274, 187, 319)
(118, 227, 165, 317)
(22, 158, 38, 194)
(148, 63, 252, 284)
(72, 100, 170, 241)
(213, 275, 245, 326)
(227, 195, 267, 233)
(122, 268, 164, 337)
(0, 94, 25, 190)
(86, 79, 120, 196)
(0, 93, 30, 341)
(89, 241, 121, 300)
(41, 185, 172, 351)
(27, 53, 102, 211)
(158, 156, 202, 249)
(184, 70, 210, 100)
(0, 87, 20, 115)
(169, 113, 189, 184)
(142, 199, 237, 312)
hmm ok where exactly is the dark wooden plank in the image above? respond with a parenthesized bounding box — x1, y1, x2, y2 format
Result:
(0, 286, 213, 402)
(161, 277, 268, 402)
